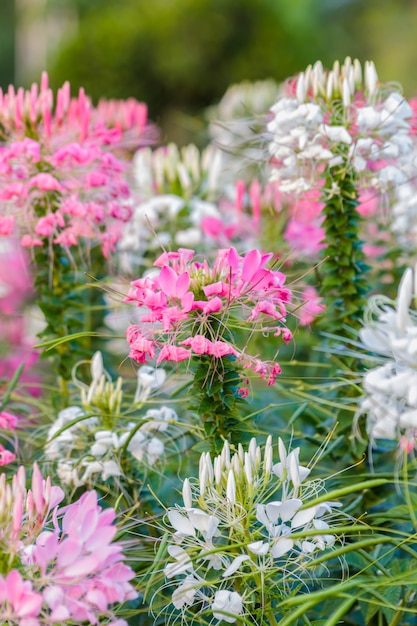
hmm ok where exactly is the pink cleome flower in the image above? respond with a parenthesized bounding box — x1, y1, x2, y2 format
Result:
(0, 464, 137, 625)
(125, 247, 295, 385)
(0, 72, 156, 259)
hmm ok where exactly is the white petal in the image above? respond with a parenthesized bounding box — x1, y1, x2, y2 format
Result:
(168, 510, 196, 537)
(271, 537, 293, 558)
(291, 505, 318, 529)
(248, 541, 270, 556)
(222, 555, 250, 577)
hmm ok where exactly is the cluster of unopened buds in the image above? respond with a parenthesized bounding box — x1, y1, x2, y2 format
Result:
(161, 438, 344, 623)
(0, 72, 155, 258)
(358, 266, 417, 450)
(0, 464, 137, 625)
(119, 143, 261, 272)
(267, 57, 413, 194)
(125, 247, 293, 387)
(44, 353, 176, 487)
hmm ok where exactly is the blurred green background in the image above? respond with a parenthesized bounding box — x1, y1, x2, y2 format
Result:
(2, 0, 417, 143)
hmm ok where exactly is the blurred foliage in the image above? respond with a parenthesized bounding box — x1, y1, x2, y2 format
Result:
(0, 0, 15, 87)
(3, 0, 417, 141)
(47, 0, 362, 141)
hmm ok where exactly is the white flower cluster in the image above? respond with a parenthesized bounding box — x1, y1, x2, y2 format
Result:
(161, 438, 343, 623)
(267, 58, 413, 194)
(119, 143, 226, 271)
(358, 267, 417, 443)
(45, 354, 176, 487)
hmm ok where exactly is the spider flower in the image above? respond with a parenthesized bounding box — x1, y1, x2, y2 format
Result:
(125, 247, 293, 386)
(44, 352, 175, 490)
(160, 438, 347, 623)
(0, 464, 137, 625)
(267, 57, 413, 194)
(0, 72, 156, 259)
(357, 266, 417, 447)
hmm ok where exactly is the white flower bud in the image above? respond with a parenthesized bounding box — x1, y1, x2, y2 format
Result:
(326, 73, 334, 101)
(182, 478, 193, 509)
(365, 61, 378, 96)
(353, 58, 362, 86)
(226, 469, 236, 504)
(278, 437, 287, 467)
(91, 351, 104, 382)
(214, 456, 222, 485)
(244, 453, 253, 485)
(177, 163, 192, 191)
(248, 437, 257, 464)
(296, 73, 306, 103)
(204, 453, 214, 485)
(342, 77, 351, 107)
(264, 436, 273, 477)
(397, 267, 413, 333)
(221, 440, 230, 469)
(199, 463, 208, 496)
(232, 454, 241, 477)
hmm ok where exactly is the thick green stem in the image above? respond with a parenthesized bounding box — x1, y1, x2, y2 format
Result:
(33, 244, 107, 404)
(189, 356, 250, 453)
(320, 163, 369, 337)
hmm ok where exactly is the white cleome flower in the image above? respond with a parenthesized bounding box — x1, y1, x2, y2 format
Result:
(358, 267, 417, 445)
(212, 589, 243, 623)
(267, 58, 413, 195)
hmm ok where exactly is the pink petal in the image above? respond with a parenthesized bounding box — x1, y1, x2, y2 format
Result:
(242, 249, 262, 282)
(158, 265, 178, 298)
(61, 555, 99, 578)
(176, 271, 190, 298)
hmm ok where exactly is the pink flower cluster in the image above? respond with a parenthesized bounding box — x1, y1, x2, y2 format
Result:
(0, 73, 155, 258)
(125, 247, 293, 385)
(0, 464, 137, 625)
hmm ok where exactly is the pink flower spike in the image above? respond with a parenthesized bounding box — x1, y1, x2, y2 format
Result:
(176, 271, 191, 299)
(226, 247, 240, 273)
(30, 462, 46, 515)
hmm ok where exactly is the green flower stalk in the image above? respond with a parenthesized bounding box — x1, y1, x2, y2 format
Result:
(320, 161, 369, 333)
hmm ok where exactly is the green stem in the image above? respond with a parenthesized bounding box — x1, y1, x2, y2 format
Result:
(319, 162, 369, 338)
(266, 610, 279, 626)
(190, 356, 250, 453)
(33, 243, 107, 406)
